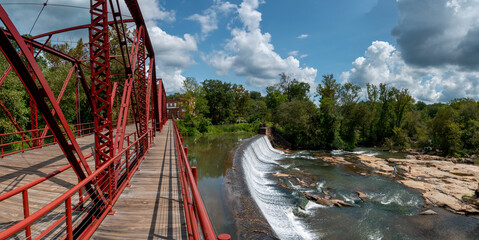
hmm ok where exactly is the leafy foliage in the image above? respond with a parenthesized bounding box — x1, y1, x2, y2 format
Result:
(170, 73, 479, 156)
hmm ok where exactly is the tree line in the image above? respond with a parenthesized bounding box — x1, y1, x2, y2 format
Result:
(0, 35, 477, 157)
(176, 74, 479, 157)
(0, 32, 129, 150)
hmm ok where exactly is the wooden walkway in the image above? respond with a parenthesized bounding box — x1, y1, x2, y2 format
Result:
(0, 120, 187, 239)
(92, 121, 187, 239)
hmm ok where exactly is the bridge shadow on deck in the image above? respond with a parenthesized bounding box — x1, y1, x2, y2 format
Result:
(92, 121, 187, 240)
(0, 143, 94, 194)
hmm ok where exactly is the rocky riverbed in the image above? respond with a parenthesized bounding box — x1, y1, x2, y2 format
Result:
(313, 152, 479, 215)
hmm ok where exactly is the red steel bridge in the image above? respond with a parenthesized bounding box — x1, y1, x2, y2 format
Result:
(0, 1, 229, 239)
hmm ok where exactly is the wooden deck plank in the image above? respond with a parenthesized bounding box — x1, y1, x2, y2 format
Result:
(91, 121, 187, 240)
(0, 122, 186, 239)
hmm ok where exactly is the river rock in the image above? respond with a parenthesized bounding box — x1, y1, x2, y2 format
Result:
(272, 171, 320, 189)
(329, 199, 354, 208)
(353, 154, 479, 215)
(355, 191, 368, 202)
(277, 180, 289, 190)
(322, 190, 332, 200)
(405, 149, 421, 155)
(303, 192, 321, 201)
(303, 192, 353, 208)
(419, 209, 437, 215)
(319, 156, 352, 165)
(272, 173, 289, 178)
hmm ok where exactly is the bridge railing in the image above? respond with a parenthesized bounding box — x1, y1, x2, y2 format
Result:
(172, 119, 231, 240)
(0, 122, 94, 158)
(0, 128, 154, 239)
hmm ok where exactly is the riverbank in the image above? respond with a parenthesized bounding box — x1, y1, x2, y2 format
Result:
(313, 151, 479, 215)
(224, 135, 279, 239)
(177, 120, 263, 137)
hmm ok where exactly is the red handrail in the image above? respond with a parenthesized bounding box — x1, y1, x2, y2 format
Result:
(0, 128, 154, 239)
(172, 119, 231, 240)
(0, 119, 227, 239)
(0, 122, 94, 158)
(0, 153, 92, 202)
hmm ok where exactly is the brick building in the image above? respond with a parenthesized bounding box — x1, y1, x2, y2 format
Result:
(166, 99, 186, 119)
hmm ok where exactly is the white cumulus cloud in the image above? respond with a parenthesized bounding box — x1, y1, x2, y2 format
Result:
(148, 27, 198, 92)
(187, 0, 236, 39)
(341, 0, 479, 103)
(205, 0, 317, 88)
(136, 0, 175, 24)
(341, 41, 479, 103)
(136, 0, 196, 92)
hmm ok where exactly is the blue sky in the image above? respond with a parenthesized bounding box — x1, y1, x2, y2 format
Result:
(165, 0, 398, 90)
(147, 0, 479, 102)
(3, 0, 479, 102)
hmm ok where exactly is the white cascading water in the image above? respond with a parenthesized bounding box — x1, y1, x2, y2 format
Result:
(241, 136, 315, 239)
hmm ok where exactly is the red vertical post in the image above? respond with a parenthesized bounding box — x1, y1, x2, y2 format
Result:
(108, 165, 112, 203)
(90, 0, 115, 193)
(22, 190, 31, 240)
(157, 78, 163, 129)
(21, 133, 24, 152)
(66, 197, 73, 240)
(78, 178, 84, 210)
(126, 135, 130, 177)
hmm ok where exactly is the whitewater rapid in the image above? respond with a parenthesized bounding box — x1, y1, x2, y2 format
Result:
(241, 136, 315, 239)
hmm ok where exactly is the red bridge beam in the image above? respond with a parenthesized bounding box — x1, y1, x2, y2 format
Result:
(0, 5, 106, 205)
(90, 0, 115, 194)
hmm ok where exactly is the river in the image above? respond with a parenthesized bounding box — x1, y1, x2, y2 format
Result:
(184, 133, 479, 239)
(184, 132, 255, 237)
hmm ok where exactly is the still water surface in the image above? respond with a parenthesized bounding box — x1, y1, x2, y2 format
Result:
(184, 132, 255, 236)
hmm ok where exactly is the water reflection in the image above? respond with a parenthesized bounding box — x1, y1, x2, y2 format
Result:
(183, 132, 255, 237)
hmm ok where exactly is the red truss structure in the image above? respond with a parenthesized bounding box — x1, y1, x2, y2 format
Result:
(0, 0, 168, 238)
(0, 0, 230, 239)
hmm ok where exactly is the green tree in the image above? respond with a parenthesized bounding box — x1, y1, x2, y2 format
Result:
(275, 99, 319, 148)
(232, 84, 250, 120)
(338, 83, 362, 149)
(265, 86, 287, 111)
(202, 79, 234, 124)
(392, 88, 414, 129)
(247, 99, 268, 123)
(376, 83, 394, 143)
(430, 106, 462, 156)
(317, 74, 342, 149)
(277, 73, 310, 101)
(249, 91, 262, 100)
(364, 83, 379, 145)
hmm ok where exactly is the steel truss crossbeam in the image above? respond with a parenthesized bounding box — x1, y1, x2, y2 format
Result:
(0, 5, 106, 204)
(0, 0, 169, 238)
